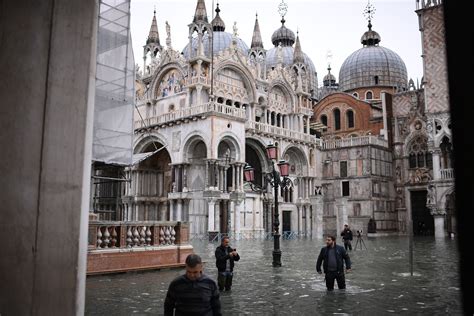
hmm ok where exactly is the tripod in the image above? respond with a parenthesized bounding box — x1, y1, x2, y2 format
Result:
(354, 233, 367, 250)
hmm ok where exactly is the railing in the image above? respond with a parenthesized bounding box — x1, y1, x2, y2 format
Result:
(185, 76, 210, 86)
(246, 121, 317, 144)
(88, 221, 188, 250)
(321, 135, 388, 149)
(135, 102, 246, 129)
(189, 231, 313, 243)
(440, 168, 455, 180)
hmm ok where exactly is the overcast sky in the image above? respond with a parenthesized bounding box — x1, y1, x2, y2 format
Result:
(129, 0, 424, 86)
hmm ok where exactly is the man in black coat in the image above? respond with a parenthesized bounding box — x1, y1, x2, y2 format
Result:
(215, 236, 240, 292)
(316, 235, 352, 291)
(164, 254, 221, 315)
(340, 224, 353, 251)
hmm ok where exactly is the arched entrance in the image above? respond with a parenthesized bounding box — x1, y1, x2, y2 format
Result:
(410, 190, 434, 236)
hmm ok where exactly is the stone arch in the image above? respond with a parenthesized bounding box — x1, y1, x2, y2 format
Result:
(281, 145, 309, 176)
(134, 133, 169, 155)
(151, 65, 186, 99)
(214, 63, 257, 102)
(245, 137, 271, 187)
(268, 81, 295, 111)
(182, 134, 209, 162)
(217, 134, 241, 161)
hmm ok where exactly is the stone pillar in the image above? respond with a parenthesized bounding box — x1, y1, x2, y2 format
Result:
(215, 201, 221, 232)
(0, 1, 98, 314)
(234, 200, 243, 239)
(176, 199, 183, 221)
(207, 199, 216, 232)
(430, 206, 447, 238)
(433, 215, 446, 238)
(336, 198, 348, 237)
(310, 194, 324, 239)
(432, 151, 441, 180)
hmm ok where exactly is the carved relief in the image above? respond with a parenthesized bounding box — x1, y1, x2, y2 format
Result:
(408, 168, 432, 184)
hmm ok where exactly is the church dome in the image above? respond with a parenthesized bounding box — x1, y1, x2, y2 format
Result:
(271, 22, 295, 46)
(182, 32, 249, 60)
(266, 46, 318, 97)
(338, 26, 407, 92)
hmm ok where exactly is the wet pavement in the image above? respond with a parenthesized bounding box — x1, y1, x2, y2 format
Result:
(85, 236, 463, 315)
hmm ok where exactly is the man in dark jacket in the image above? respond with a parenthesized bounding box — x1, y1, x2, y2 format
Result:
(164, 254, 221, 316)
(215, 236, 240, 292)
(340, 224, 353, 251)
(316, 235, 352, 291)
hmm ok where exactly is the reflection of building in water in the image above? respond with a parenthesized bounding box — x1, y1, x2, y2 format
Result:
(101, 0, 454, 239)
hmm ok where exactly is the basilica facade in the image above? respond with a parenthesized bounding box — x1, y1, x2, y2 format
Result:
(95, 0, 454, 239)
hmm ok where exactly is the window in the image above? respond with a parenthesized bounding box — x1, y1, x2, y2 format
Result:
(353, 92, 359, 98)
(366, 91, 373, 100)
(342, 181, 350, 197)
(347, 110, 355, 128)
(340, 161, 348, 178)
(321, 115, 328, 126)
(374, 76, 379, 85)
(334, 108, 341, 130)
(407, 136, 431, 169)
(440, 136, 453, 168)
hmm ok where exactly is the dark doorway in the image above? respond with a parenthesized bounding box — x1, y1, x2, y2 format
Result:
(282, 211, 291, 233)
(410, 190, 434, 236)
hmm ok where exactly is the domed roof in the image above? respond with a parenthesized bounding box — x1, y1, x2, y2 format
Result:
(271, 20, 295, 46)
(338, 27, 407, 91)
(266, 46, 318, 97)
(182, 32, 249, 60)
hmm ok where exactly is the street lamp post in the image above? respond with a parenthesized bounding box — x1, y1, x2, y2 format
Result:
(243, 143, 293, 267)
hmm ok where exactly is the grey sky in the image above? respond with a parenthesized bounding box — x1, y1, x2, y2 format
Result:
(130, 0, 424, 86)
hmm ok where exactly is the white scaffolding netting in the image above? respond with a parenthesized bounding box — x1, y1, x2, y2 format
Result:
(92, 0, 134, 165)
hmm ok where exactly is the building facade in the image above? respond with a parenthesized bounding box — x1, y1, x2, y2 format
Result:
(94, 0, 455, 239)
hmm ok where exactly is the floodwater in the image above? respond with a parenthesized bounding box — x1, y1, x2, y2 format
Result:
(85, 236, 463, 315)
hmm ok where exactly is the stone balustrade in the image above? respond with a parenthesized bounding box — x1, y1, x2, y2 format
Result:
(320, 135, 388, 150)
(246, 121, 317, 144)
(440, 168, 454, 180)
(135, 102, 246, 129)
(88, 220, 189, 250)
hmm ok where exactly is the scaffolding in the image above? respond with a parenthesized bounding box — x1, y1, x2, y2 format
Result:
(91, 0, 134, 218)
(92, 0, 134, 166)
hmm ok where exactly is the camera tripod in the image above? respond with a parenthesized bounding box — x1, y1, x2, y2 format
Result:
(354, 233, 367, 251)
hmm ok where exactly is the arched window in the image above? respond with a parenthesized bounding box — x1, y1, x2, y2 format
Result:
(408, 136, 432, 169)
(353, 92, 359, 99)
(346, 110, 355, 128)
(374, 76, 379, 85)
(320, 115, 328, 126)
(333, 109, 341, 131)
(366, 91, 373, 100)
(440, 136, 454, 168)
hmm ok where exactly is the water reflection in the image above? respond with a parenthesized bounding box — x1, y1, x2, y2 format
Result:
(85, 236, 462, 315)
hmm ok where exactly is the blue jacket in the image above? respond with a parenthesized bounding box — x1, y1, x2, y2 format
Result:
(316, 244, 351, 273)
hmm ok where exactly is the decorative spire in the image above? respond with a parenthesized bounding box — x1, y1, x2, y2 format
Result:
(251, 13, 264, 49)
(278, 0, 288, 25)
(146, 9, 160, 45)
(211, 2, 225, 31)
(193, 0, 208, 23)
(360, 1, 380, 46)
(293, 31, 304, 63)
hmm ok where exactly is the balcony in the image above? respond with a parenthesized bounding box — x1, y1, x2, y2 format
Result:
(87, 221, 193, 275)
(440, 168, 455, 180)
(135, 102, 246, 130)
(245, 121, 318, 144)
(320, 135, 388, 150)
